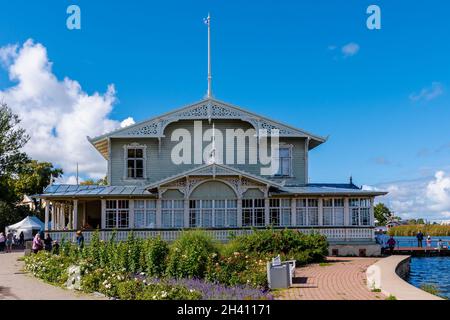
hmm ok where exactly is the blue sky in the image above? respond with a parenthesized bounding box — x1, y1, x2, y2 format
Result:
(1, 0, 450, 219)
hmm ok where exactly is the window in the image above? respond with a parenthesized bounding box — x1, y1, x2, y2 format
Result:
(134, 200, 156, 228)
(308, 199, 319, 226)
(106, 200, 129, 229)
(296, 199, 307, 226)
(190, 200, 238, 228)
(274, 146, 292, 176)
(126, 146, 145, 179)
(350, 198, 372, 226)
(269, 199, 291, 226)
(242, 199, 265, 227)
(162, 200, 184, 228)
(322, 198, 345, 226)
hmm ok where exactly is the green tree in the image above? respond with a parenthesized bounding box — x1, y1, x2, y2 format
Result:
(417, 218, 425, 225)
(0, 103, 30, 202)
(80, 176, 107, 186)
(14, 160, 63, 213)
(374, 203, 392, 226)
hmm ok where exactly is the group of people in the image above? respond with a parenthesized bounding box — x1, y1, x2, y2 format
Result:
(0, 230, 25, 253)
(31, 230, 84, 254)
(375, 233, 397, 254)
(416, 231, 448, 249)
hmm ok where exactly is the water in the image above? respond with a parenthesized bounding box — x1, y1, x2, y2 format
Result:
(407, 256, 450, 299)
(393, 236, 450, 248)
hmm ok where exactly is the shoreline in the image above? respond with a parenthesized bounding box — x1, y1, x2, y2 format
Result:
(366, 255, 443, 300)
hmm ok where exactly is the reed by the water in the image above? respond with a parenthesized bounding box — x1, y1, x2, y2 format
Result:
(388, 225, 450, 236)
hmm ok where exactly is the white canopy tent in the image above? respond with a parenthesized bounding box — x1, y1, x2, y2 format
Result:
(5, 216, 44, 241)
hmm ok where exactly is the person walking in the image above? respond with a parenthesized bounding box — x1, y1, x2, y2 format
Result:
(76, 230, 84, 250)
(387, 236, 396, 255)
(416, 230, 424, 248)
(44, 233, 53, 252)
(32, 233, 43, 254)
(19, 231, 25, 247)
(0, 232, 6, 253)
(5, 230, 14, 253)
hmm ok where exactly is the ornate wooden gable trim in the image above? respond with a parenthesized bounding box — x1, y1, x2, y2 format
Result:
(147, 163, 282, 199)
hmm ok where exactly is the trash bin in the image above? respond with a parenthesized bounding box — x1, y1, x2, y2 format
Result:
(267, 257, 292, 289)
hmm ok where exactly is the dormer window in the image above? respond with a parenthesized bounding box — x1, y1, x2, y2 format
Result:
(124, 143, 147, 179)
(274, 145, 292, 177)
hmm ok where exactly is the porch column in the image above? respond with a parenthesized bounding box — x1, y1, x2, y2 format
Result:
(264, 198, 270, 226)
(237, 197, 242, 227)
(73, 199, 78, 230)
(68, 204, 72, 229)
(156, 199, 162, 228)
(291, 198, 296, 227)
(129, 199, 135, 229)
(183, 198, 189, 228)
(50, 202, 54, 230)
(344, 198, 350, 226)
(318, 198, 323, 226)
(101, 199, 106, 229)
(370, 197, 375, 227)
(44, 200, 49, 231)
(55, 204, 59, 230)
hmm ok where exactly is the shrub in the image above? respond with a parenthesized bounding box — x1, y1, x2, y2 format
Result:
(24, 251, 73, 285)
(145, 236, 169, 277)
(226, 229, 328, 266)
(166, 230, 218, 279)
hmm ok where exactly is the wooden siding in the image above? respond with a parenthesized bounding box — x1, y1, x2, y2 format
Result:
(110, 120, 307, 186)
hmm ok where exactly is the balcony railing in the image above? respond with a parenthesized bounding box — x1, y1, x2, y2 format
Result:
(46, 227, 375, 243)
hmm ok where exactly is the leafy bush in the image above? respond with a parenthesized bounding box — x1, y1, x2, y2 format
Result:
(206, 252, 268, 288)
(24, 251, 73, 285)
(226, 229, 328, 266)
(166, 230, 218, 279)
(145, 236, 169, 277)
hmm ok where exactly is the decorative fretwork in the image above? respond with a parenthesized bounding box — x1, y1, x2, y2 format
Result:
(114, 100, 307, 138)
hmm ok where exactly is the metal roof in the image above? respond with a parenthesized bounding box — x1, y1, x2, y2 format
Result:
(273, 184, 387, 196)
(38, 184, 156, 198)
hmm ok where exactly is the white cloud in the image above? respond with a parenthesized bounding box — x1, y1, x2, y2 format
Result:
(120, 117, 135, 128)
(374, 170, 450, 220)
(341, 42, 360, 57)
(409, 82, 444, 102)
(0, 39, 134, 179)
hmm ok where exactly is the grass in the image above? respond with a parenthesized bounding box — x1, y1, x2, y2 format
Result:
(319, 262, 332, 267)
(385, 294, 397, 300)
(389, 224, 450, 237)
(371, 288, 381, 293)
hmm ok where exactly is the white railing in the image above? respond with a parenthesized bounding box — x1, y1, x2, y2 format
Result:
(47, 227, 375, 243)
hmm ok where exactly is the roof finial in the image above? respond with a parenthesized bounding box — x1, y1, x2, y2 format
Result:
(350, 175, 353, 185)
(204, 13, 212, 99)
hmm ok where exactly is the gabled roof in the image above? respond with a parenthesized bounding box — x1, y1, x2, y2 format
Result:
(146, 163, 283, 189)
(88, 98, 327, 159)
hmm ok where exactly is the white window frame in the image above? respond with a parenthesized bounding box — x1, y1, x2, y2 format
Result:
(273, 144, 293, 177)
(242, 199, 265, 227)
(350, 198, 371, 226)
(269, 199, 291, 227)
(105, 200, 130, 229)
(134, 200, 156, 229)
(161, 199, 184, 228)
(296, 198, 319, 226)
(123, 143, 147, 180)
(189, 200, 238, 228)
(322, 198, 345, 226)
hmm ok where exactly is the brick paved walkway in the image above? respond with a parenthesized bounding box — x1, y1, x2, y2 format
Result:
(276, 257, 385, 300)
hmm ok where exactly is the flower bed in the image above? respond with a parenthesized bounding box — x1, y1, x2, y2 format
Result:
(24, 229, 327, 300)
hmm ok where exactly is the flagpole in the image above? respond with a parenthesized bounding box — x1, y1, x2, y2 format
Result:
(207, 13, 212, 98)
